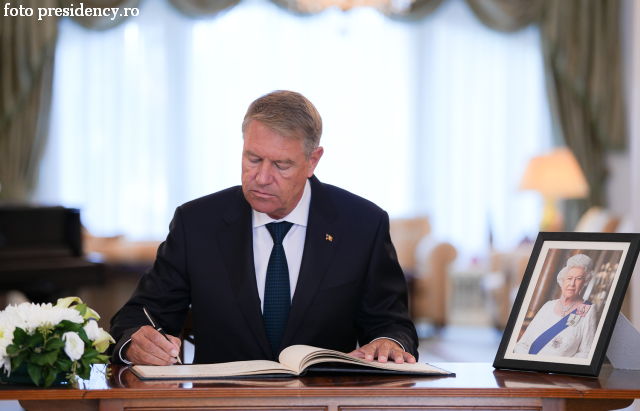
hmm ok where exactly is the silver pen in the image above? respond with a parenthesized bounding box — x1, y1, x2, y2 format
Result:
(143, 306, 182, 364)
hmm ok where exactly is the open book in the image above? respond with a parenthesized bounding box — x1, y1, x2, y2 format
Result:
(131, 345, 453, 380)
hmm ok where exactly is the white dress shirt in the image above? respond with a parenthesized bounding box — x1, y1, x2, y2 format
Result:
(252, 179, 311, 312)
(120, 179, 403, 363)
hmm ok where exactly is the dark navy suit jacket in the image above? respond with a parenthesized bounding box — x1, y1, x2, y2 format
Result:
(108, 175, 418, 364)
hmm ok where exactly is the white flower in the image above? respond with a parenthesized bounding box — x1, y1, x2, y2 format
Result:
(93, 329, 116, 353)
(0, 355, 11, 376)
(0, 319, 15, 347)
(56, 296, 82, 309)
(56, 297, 101, 321)
(0, 303, 83, 335)
(83, 320, 101, 341)
(0, 319, 12, 375)
(0, 317, 15, 368)
(84, 307, 101, 321)
(62, 332, 85, 361)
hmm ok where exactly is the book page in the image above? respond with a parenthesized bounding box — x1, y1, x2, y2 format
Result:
(279, 345, 450, 375)
(279, 345, 329, 373)
(133, 360, 296, 379)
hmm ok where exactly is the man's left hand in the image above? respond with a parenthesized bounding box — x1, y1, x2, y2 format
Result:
(348, 338, 416, 364)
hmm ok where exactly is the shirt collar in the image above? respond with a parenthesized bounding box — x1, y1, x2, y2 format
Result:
(252, 179, 311, 228)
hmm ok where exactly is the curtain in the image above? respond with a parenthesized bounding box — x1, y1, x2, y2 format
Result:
(540, 0, 625, 228)
(464, 0, 544, 32)
(1, 0, 626, 234)
(432, 0, 625, 229)
(0, 0, 138, 202)
(0, 0, 57, 201)
(413, 0, 553, 257)
(38, 0, 434, 240)
(168, 0, 241, 17)
(60, 0, 142, 30)
(38, 0, 552, 261)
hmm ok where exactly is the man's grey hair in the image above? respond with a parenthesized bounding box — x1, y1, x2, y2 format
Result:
(242, 90, 322, 160)
(556, 254, 594, 293)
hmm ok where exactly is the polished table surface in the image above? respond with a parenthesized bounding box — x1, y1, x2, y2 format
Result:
(2, 363, 640, 410)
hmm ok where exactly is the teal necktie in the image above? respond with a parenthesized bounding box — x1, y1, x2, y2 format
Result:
(263, 221, 294, 356)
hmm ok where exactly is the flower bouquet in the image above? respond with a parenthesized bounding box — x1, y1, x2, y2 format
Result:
(0, 297, 115, 387)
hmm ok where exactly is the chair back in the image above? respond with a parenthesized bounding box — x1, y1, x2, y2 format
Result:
(389, 217, 431, 273)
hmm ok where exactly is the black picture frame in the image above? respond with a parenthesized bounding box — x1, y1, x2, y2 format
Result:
(493, 232, 640, 377)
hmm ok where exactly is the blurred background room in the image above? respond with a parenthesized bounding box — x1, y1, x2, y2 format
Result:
(2, 0, 640, 407)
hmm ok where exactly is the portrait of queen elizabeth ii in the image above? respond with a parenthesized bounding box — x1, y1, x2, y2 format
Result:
(513, 254, 597, 358)
(495, 234, 638, 376)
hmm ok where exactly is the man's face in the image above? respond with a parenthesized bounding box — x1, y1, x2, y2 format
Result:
(242, 120, 323, 219)
(561, 267, 585, 301)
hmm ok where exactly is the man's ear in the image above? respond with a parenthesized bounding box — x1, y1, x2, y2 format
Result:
(307, 147, 324, 178)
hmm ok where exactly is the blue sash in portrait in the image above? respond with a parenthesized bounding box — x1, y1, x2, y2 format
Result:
(528, 300, 593, 355)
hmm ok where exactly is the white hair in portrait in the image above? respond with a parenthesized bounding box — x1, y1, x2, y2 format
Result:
(556, 253, 594, 292)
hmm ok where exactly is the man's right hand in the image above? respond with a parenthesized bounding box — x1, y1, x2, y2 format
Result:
(125, 325, 182, 365)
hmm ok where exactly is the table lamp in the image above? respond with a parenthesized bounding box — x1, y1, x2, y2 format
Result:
(519, 147, 589, 231)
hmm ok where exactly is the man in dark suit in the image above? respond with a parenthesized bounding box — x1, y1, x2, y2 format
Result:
(109, 91, 419, 366)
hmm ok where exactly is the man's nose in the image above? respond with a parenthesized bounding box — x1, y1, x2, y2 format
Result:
(255, 162, 272, 185)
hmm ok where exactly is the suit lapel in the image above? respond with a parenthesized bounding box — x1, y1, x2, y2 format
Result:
(217, 188, 273, 360)
(279, 176, 341, 351)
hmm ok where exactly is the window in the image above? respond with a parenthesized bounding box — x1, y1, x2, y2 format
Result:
(37, 0, 552, 260)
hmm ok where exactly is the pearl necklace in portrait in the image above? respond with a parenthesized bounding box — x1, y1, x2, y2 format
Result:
(560, 299, 579, 314)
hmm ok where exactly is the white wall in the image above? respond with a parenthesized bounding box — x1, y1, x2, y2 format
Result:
(605, 151, 631, 218)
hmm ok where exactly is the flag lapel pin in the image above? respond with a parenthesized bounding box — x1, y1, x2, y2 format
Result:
(326, 234, 333, 242)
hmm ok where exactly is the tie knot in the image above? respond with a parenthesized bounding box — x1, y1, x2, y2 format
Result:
(266, 221, 294, 245)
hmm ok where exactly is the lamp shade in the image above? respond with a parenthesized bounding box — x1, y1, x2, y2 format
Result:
(519, 148, 589, 199)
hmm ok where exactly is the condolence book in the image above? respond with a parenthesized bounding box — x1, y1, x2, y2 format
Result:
(131, 345, 453, 379)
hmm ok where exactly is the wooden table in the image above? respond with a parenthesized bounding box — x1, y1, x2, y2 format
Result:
(1, 363, 639, 411)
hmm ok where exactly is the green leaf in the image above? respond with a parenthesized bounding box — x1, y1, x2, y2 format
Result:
(12, 351, 29, 370)
(78, 328, 90, 344)
(82, 349, 99, 360)
(57, 320, 80, 333)
(58, 357, 72, 372)
(45, 338, 65, 350)
(5, 344, 21, 355)
(12, 328, 27, 345)
(75, 303, 87, 317)
(42, 350, 60, 366)
(96, 354, 110, 363)
(29, 352, 39, 361)
(30, 352, 46, 366)
(27, 362, 42, 387)
(43, 367, 57, 388)
(26, 333, 44, 348)
(30, 349, 59, 366)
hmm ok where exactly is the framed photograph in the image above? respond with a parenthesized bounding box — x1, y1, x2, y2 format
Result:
(493, 232, 640, 376)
